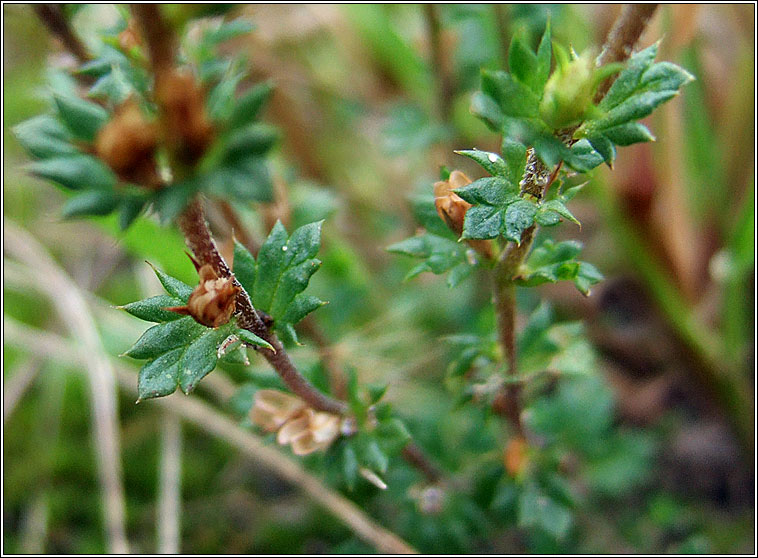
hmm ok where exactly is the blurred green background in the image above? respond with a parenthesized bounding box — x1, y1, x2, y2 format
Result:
(3, 4, 754, 554)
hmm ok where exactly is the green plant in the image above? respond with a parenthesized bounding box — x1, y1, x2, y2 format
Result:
(13, 4, 719, 554)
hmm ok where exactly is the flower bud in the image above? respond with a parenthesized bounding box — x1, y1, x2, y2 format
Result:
(165, 264, 240, 328)
(539, 48, 597, 130)
(95, 98, 160, 187)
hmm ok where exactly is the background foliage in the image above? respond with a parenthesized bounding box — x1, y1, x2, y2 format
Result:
(3, 4, 755, 554)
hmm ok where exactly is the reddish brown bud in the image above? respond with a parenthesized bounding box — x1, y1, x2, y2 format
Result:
(155, 69, 214, 164)
(118, 19, 142, 51)
(434, 170, 493, 259)
(95, 99, 160, 188)
(166, 264, 240, 328)
(434, 170, 472, 236)
(504, 435, 529, 477)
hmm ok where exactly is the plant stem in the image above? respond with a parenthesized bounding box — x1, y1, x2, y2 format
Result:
(33, 4, 91, 63)
(595, 4, 659, 98)
(424, 4, 454, 124)
(491, 4, 660, 428)
(177, 199, 348, 415)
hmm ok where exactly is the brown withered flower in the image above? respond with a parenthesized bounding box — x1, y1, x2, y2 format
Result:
(250, 389, 306, 432)
(434, 170, 493, 259)
(155, 68, 214, 164)
(276, 407, 342, 456)
(95, 98, 161, 188)
(165, 259, 240, 328)
(249, 389, 343, 456)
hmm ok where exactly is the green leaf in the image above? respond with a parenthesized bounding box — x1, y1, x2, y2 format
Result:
(138, 348, 183, 400)
(592, 90, 677, 132)
(503, 200, 538, 243)
(28, 155, 117, 191)
(516, 239, 602, 295)
(202, 18, 254, 45)
(229, 81, 274, 130)
(54, 94, 109, 142)
(149, 264, 194, 300)
(455, 177, 517, 206)
(518, 481, 573, 540)
(13, 115, 77, 159)
(362, 439, 389, 474)
(461, 205, 503, 240)
(207, 72, 244, 122)
(88, 64, 134, 105)
(233, 221, 325, 339)
(587, 134, 616, 165)
(599, 43, 659, 111)
(501, 138, 528, 184)
(539, 200, 580, 226)
(389, 231, 478, 284)
(237, 329, 273, 351)
(120, 294, 186, 323)
(534, 20, 552, 94)
(221, 124, 279, 162)
(124, 316, 206, 360)
(470, 91, 504, 131)
(375, 417, 411, 454)
(602, 122, 655, 145)
(508, 30, 538, 92)
(409, 194, 454, 238)
(481, 70, 541, 119)
(455, 149, 510, 178)
(179, 325, 237, 393)
(342, 445, 359, 491)
(61, 190, 120, 218)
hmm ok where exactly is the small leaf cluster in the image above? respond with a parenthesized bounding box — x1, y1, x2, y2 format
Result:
(121, 265, 270, 401)
(327, 374, 413, 491)
(387, 193, 483, 287)
(14, 13, 276, 227)
(472, 25, 693, 170)
(233, 221, 327, 345)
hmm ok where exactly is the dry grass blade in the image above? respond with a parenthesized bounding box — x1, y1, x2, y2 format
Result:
(4, 220, 130, 554)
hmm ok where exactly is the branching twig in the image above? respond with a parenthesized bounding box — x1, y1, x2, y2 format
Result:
(177, 199, 349, 415)
(491, 4, 660, 430)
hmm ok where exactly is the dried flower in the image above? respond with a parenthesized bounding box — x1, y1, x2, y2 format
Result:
(434, 170, 493, 259)
(95, 98, 160, 187)
(434, 170, 472, 237)
(276, 408, 341, 456)
(250, 389, 306, 432)
(165, 261, 240, 328)
(250, 389, 344, 456)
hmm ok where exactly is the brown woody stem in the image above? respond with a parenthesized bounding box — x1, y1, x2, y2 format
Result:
(178, 199, 348, 415)
(34, 4, 91, 63)
(595, 4, 659, 99)
(491, 4, 659, 428)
